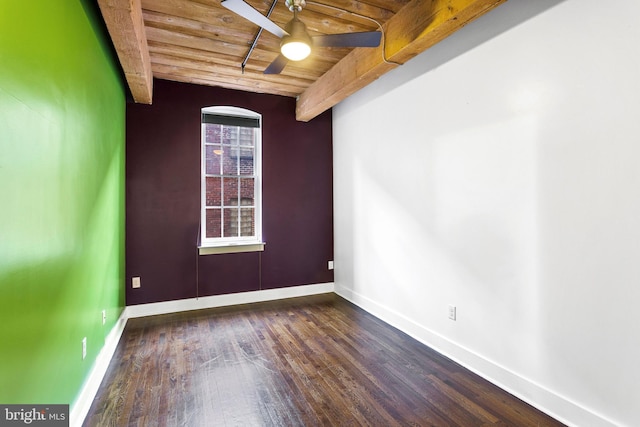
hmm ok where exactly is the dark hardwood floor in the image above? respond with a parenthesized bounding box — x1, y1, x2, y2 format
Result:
(84, 293, 564, 426)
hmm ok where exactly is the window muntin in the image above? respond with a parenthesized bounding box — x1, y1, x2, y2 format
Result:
(201, 107, 261, 247)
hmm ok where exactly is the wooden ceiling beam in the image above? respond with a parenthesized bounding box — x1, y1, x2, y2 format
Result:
(295, 0, 508, 122)
(152, 67, 302, 98)
(98, 0, 153, 104)
(150, 53, 315, 89)
(147, 42, 328, 79)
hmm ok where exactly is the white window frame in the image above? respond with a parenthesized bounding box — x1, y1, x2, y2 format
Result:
(199, 106, 264, 255)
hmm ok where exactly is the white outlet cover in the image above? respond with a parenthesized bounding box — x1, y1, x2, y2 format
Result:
(82, 337, 87, 360)
(448, 305, 457, 321)
(132, 277, 141, 288)
(328, 260, 334, 270)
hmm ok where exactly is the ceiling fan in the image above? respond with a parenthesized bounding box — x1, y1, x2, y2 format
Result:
(221, 0, 382, 74)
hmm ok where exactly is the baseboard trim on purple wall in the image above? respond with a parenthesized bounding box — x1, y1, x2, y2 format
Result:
(72, 283, 334, 426)
(125, 282, 335, 319)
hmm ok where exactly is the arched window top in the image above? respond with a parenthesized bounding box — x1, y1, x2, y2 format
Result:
(202, 106, 261, 120)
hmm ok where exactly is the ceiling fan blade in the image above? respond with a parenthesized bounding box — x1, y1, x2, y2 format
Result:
(221, 0, 287, 38)
(264, 54, 289, 74)
(313, 31, 382, 48)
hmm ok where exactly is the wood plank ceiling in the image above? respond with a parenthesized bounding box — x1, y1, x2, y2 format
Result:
(98, 0, 507, 121)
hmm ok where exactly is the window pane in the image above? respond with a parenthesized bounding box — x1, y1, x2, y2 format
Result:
(205, 145, 222, 174)
(205, 209, 222, 238)
(222, 126, 235, 143)
(239, 148, 254, 176)
(205, 123, 223, 144)
(240, 208, 255, 236)
(240, 178, 254, 202)
(222, 144, 238, 175)
(205, 177, 221, 207)
(223, 178, 238, 207)
(223, 208, 239, 238)
(238, 127, 255, 146)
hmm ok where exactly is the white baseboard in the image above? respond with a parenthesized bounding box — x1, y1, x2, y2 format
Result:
(70, 282, 334, 426)
(70, 311, 128, 427)
(335, 285, 619, 427)
(125, 282, 335, 319)
(66, 282, 617, 427)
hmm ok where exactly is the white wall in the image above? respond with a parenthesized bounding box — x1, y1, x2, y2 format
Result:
(332, 1, 640, 426)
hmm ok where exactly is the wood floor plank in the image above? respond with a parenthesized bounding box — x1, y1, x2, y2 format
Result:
(84, 294, 564, 427)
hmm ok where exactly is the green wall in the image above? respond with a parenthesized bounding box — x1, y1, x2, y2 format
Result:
(0, 0, 125, 407)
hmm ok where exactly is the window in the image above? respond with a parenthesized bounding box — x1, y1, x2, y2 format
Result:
(200, 107, 263, 254)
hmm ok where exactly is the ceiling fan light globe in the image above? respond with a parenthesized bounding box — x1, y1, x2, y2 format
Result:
(281, 40, 311, 61)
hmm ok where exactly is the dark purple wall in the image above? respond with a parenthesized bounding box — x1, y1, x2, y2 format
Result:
(126, 79, 333, 305)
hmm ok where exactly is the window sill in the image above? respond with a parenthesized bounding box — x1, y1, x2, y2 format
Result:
(198, 242, 265, 255)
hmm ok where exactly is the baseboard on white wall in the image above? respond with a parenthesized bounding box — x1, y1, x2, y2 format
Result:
(70, 311, 128, 427)
(335, 285, 619, 427)
(125, 282, 335, 319)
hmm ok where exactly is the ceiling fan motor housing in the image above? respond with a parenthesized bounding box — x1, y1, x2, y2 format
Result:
(283, 16, 312, 44)
(285, 0, 306, 12)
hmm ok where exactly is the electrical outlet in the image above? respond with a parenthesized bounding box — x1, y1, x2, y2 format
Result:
(448, 305, 457, 321)
(82, 337, 87, 360)
(132, 277, 141, 289)
(328, 260, 334, 270)
(102, 310, 106, 325)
